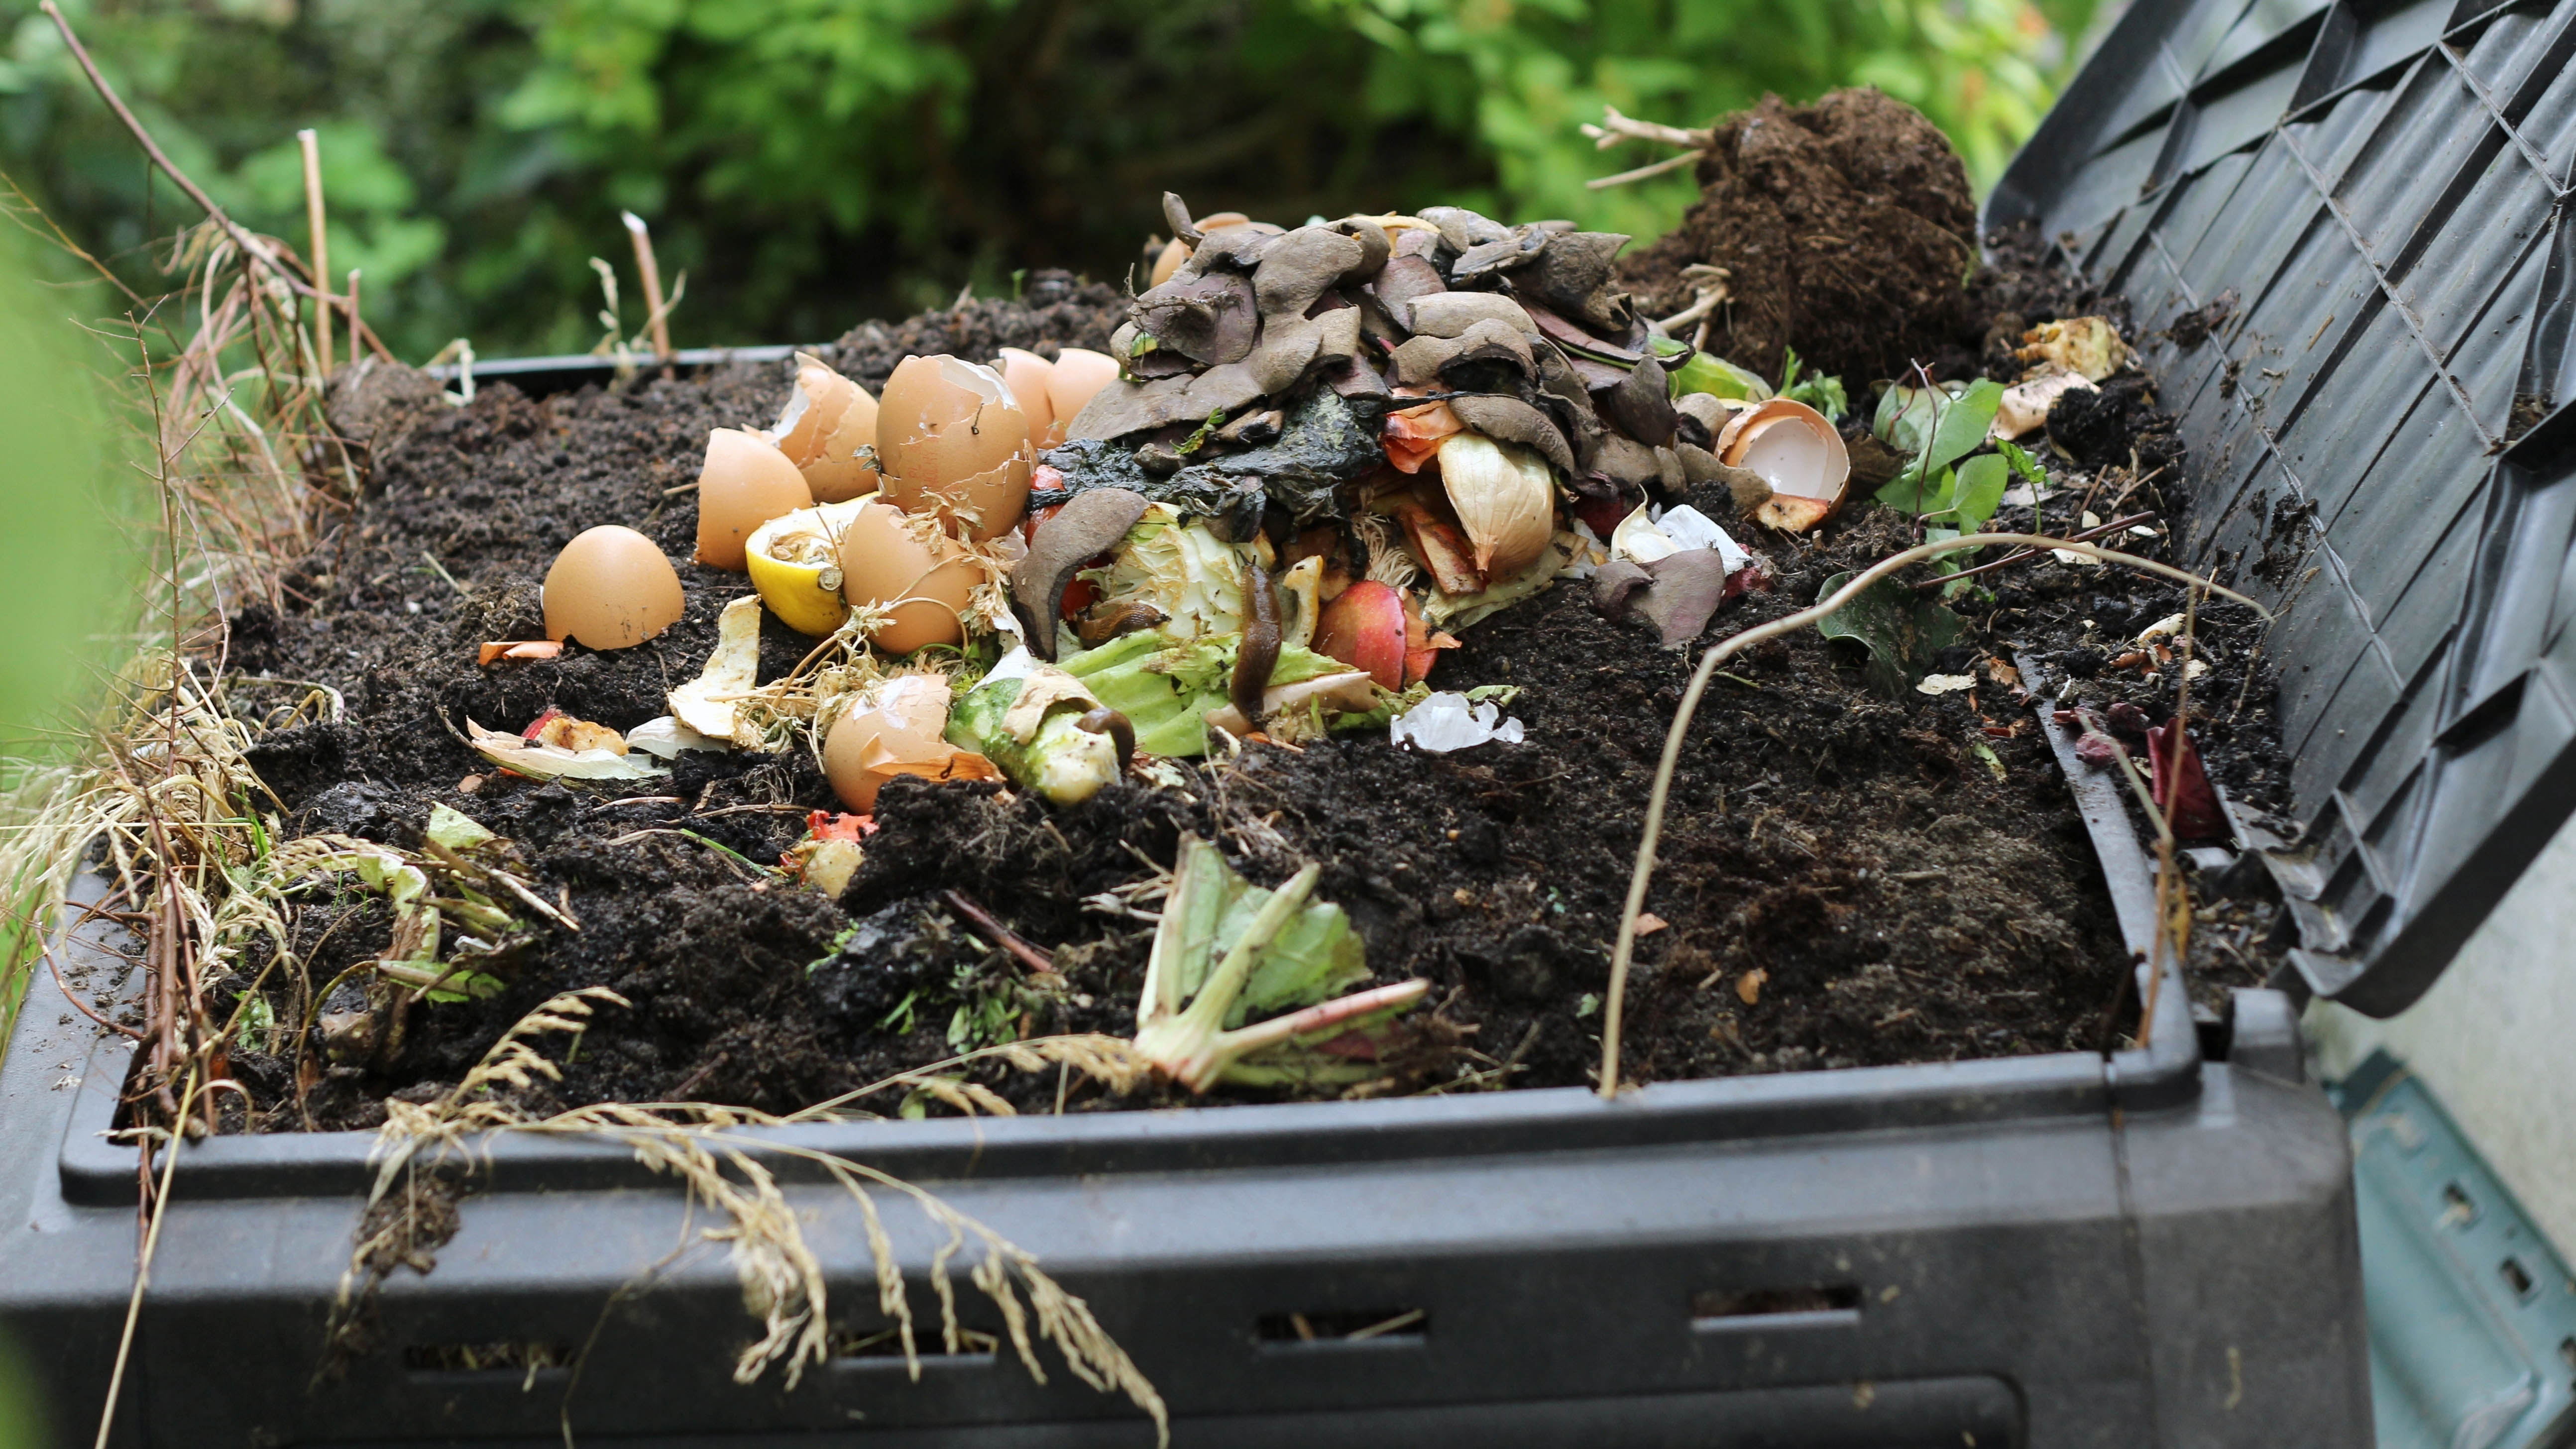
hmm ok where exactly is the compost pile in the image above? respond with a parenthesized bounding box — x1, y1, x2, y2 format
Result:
(206, 95, 2296, 1133)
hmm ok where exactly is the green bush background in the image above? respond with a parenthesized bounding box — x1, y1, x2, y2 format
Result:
(0, 0, 2099, 360)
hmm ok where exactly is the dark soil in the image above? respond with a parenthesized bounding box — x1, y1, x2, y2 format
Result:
(207, 257, 2294, 1135)
(1619, 88, 1983, 387)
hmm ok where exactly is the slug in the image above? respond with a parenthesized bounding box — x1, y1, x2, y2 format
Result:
(1075, 708, 1135, 771)
(1232, 560, 1282, 730)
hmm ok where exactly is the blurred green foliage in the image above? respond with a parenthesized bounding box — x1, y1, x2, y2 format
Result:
(0, 217, 132, 758)
(0, 0, 2096, 359)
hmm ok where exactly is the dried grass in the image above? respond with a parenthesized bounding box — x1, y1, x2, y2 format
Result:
(345, 992, 1168, 1440)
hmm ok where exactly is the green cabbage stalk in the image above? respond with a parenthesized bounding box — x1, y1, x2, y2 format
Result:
(1058, 631, 1374, 756)
(1131, 836, 1427, 1091)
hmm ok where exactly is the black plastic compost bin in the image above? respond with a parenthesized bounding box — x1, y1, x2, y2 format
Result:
(23, 0, 2576, 1437)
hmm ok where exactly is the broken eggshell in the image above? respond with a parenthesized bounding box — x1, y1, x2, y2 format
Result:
(823, 674, 1000, 812)
(995, 347, 1058, 450)
(768, 352, 881, 502)
(1043, 349, 1122, 446)
(837, 499, 986, 655)
(543, 525, 685, 650)
(694, 428, 816, 571)
(1718, 399, 1851, 534)
(875, 354, 1033, 540)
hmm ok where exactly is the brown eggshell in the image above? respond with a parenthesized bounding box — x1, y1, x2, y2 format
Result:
(995, 348, 1057, 449)
(837, 500, 983, 654)
(1044, 349, 1121, 445)
(771, 353, 881, 503)
(877, 355, 1032, 540)
(694, 428, 814, 570)
(1717, 399, 1851, 534)
(542, 526, 685, 650)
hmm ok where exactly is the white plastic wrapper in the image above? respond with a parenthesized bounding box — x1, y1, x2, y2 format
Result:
(1613, 502, 1751, 573)
(1390, 691, 1525, 753)
(1650, 505, 1751, 572)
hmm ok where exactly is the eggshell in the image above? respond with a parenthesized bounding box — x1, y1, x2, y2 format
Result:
(694, 428, 814, 570)
(1043, 349, 1121, 444)
(837, 499, 984, 655)
(543, 526, 685, 650)
(876, 354, 1032, 540)
(771, 352, 881, 502)
(994, 348, 1057, 449)
(823, 675, 995, 811)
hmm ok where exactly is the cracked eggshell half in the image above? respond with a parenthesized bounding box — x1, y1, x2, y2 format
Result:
(543, 525, 685, 650)
(836, 497, 984, 655)
(694, 427, 815, 569)
(876, 354, 1034, 541)
(1717, 399, 1850, 534)
(769, 352, 881, 503)
(1042, 349, 1121, 446)
(995, 348, 1057, 452)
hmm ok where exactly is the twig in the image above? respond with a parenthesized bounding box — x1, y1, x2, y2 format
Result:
(1580, 105, 1712, 152)
(941, 889, 1057, 977)
(1914, 512, 2154, 592)
(622, 212, 673, 366)
(298, 129, 330, 375)
(1656, 286, 1728, 334)
(345, 269, 362, 370)
(42, 2, 394, 364)
(96, 1068, 198, 1449)
(1597, 534, 2266, 1098)
(1588, 149, 1704, 190)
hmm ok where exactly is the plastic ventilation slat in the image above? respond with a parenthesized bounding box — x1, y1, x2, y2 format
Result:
(1989, 0, 2576, 1015)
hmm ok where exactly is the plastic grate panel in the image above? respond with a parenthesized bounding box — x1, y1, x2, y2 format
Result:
(1990, 0, 2576, 1015)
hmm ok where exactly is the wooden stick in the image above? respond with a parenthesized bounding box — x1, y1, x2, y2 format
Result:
(941, 889, 1058, 978)
(345, 268, 361, 372)
(1911, 511, 2155, 592)
(298, 128, 330, 375)
(1587, 149, 1704, 191)
(623, 211, 672, 364)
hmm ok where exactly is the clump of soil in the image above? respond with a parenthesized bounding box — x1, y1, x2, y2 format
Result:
(1620, 88, 1981, 386)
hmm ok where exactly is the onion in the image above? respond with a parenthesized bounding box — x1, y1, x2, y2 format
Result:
(1434, 432, 1555, 577)
(1717, 399, 1850, 534)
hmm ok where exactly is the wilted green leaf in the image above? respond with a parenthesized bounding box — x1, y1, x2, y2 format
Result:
(1815, 569, 1965, 697)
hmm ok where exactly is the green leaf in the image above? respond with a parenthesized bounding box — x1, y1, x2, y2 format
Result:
(1878, 462, 1958, 516)
(1669, 352, 1773, 402)
(1922, 378, 2004, 479)
(1815, 570, 1966, 697)
(1948, 453, 2009, 529)
(1998, 439, 2048, 490)
(1873, 382, 1946, 454)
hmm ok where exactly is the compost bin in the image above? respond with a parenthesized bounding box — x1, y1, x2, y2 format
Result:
(25, 0, 2576, 1438)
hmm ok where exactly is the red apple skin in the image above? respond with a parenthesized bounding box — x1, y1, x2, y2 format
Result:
(1316, 580, 1408, 690)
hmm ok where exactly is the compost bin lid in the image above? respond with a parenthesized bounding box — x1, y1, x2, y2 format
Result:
(1985, 0, 2576, 1016)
